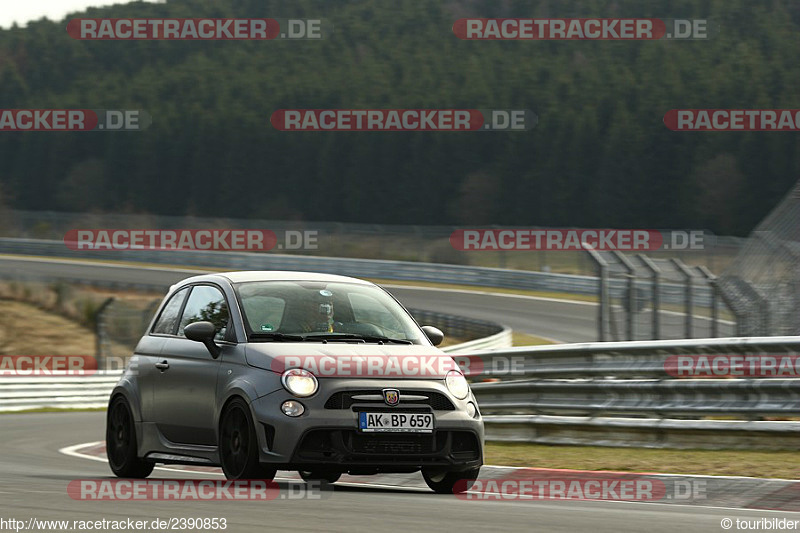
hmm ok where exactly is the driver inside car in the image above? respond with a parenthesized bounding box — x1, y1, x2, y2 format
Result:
(297, 289, 337, 333)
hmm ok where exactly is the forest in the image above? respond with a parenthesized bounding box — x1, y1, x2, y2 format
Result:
(0, 0, 799, 235)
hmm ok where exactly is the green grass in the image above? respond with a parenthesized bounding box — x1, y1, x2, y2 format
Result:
(485, 442, 800, 479)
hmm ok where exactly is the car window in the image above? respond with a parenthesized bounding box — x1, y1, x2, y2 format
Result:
(348, 292, 403, 333)
(178, 285, 230, 341)
(151, 287, 189, 335)
(241, 295, 286, 332)
(236, 281, 423, 342)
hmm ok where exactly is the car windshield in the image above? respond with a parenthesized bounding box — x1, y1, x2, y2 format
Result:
(235, 280, 425, 344)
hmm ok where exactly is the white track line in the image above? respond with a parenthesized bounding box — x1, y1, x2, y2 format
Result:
(59, 441, 800, 513)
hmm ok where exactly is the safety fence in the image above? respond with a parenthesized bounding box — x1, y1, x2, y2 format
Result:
(718, 181, 800, 336)
(0, 238, 734, 343)
(585, 248, 733, 342)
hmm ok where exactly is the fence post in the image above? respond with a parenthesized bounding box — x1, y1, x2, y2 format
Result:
(696, 265, 718, 337)
(613, 251, 637, 341)
(94, 297, 115, 371)
(672, 259, 694, 339)
(583, 244, 609, 341)
(637, 254, 661, 340)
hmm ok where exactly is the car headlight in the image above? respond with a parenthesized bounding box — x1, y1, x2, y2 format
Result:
(281, 369, 318, 397)
(445, 370, 469, 400)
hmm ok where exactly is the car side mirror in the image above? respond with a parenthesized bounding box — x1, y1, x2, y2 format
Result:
(421, 325, 444, 346)
(184, 321, 221, 358)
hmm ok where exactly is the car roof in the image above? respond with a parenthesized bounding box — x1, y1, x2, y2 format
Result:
(180, 270, 375, 286)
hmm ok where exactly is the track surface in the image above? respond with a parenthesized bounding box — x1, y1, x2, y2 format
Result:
(1, 412, 797, 533)
(0, 256, 733, 342)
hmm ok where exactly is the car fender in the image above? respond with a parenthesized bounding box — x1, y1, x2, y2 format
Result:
(109, 380, 143, 422)
(215, 377, 275, 425)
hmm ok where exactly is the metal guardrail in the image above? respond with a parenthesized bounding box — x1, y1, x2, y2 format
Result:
(441, 328, 513, 354)
(470, 336, 800, 450)
(3, 337, 798, 450)
(475, 379, 800, 417)
(463, 336, 800, 379)
(408, 308, 513, 354)
(0, 373, 121, 411)
(482, 415, 800, 450)
(0, 238, 714, 306)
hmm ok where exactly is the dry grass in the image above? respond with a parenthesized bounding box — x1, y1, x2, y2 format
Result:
(512, 332, 558, 346)
(485, 442, 800, 479)
(0, 300, 96, 355)
(370, 278, 598, 303)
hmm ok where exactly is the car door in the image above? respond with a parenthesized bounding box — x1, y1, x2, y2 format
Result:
(137, 286, 190, 423)
(153, 284, 231, 446)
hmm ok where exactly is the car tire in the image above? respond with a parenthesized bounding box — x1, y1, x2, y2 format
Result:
(422, 467, 481, 494)
(106, 396, 154, 478)
(298, 470, 342, 484)
(219, 398, 276, 480)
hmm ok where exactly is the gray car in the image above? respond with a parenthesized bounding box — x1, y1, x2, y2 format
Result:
(106, 271, 483, 493)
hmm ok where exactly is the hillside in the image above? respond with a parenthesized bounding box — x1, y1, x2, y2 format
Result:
(1, 0, 799, 234)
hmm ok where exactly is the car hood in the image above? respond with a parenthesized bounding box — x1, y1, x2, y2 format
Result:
(244, 343, 458, 379)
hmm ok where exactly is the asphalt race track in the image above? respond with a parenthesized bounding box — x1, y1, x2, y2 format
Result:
(0, 255, 734, 342)
(1, 413, 797, 533)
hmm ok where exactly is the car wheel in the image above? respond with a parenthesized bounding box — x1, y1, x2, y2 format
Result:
(219, 398, 276, 480)
(106, 396, 154, 478)
(422, 467, 481, 494)
(298, 470, 342, 484)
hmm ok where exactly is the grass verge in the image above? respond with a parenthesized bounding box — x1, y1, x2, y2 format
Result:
(485, 442, 800, 479)
(368, 278, 598, 303)
(512, 332, 558, 346)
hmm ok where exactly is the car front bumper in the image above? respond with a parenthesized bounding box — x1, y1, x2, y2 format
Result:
(250, 378, 484, 473)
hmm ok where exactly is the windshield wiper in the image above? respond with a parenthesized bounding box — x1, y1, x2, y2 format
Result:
(302, 333, 413, 345)
(248, 332, 306, 342)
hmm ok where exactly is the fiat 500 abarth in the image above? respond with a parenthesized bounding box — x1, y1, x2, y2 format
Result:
(106, 271, 483, 493)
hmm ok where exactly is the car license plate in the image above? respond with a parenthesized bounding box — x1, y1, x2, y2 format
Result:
(359, 412, 433, 433)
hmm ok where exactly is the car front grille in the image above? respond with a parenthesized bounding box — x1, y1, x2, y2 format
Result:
(350, 433, 437, 455)
(292, 429, 481, 464)
(324, 389, 455, 410)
